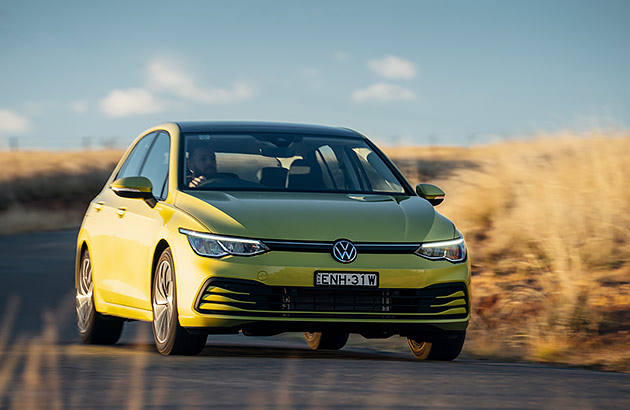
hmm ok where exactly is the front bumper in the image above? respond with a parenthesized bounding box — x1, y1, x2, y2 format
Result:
(172, 239, 471, 335)
(196, 277, 468, 319)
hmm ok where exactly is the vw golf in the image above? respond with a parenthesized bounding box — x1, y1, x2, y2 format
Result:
(75, 122, 470, 359)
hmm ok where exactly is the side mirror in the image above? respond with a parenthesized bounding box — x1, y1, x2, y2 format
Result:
(110, 176, 157, 207)
(416, 183, 445, 206)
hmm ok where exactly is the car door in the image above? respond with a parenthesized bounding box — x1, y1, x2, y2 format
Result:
(110, 131, 171, 311)
(92, 132, 157, 307)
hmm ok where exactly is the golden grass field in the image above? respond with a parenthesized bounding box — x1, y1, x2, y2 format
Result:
(391, 133, 630, 370)
(0, 149, 122, 233)
(0, 133, 629, 371)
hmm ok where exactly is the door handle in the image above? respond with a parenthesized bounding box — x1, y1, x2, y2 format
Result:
(116, 207, 126, 218)
(93, 201, 105, 212)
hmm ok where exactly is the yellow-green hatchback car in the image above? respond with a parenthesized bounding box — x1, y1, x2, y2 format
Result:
(75, 122, 470, 359)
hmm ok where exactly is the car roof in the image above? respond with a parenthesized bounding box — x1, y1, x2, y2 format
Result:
(174, 121, 363, 138)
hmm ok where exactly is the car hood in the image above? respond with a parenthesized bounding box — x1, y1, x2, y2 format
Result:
(175, 190, 456, 242)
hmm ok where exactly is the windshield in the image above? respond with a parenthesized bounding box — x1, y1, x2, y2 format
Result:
(181, 133, 407, 195)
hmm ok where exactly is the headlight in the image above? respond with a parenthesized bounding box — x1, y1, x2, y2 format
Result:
(179, 229, 269, 258)
(415, 237, 467, 263)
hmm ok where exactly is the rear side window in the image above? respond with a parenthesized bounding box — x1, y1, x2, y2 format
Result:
(139, 132, 170, 200)
(117, 132, 157, 179)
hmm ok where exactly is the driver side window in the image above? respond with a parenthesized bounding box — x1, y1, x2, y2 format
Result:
(117, 132, 157, 179)
(139, 132, 170, 200)
(115, 131, 171, 200)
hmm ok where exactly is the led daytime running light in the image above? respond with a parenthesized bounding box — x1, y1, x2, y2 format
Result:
(179, 228, 269, 258)
(420, 238, 464, 248)
(415, 237, 467, 263)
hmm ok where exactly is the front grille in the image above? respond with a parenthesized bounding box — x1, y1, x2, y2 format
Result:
(196, 278, 468, 320)
(261, 240, 420, 254)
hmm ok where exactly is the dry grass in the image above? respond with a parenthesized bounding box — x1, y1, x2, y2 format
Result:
(0, 150, 123, 234)
(0, 149, 123, 184)
(388, 132, 630, 369)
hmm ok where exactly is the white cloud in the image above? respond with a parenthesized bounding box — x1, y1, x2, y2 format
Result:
(0, 109, 30, 134)
(70, 100, 89, 114)
(147, 59, 253, 104)
(99, 88, 164, 118)
(351, 83, 416, 103)
(98, 58, 254, 118)
(147, 60, 197, 97)
(200, 82, 253, 104)
(368, 55, 416, 79)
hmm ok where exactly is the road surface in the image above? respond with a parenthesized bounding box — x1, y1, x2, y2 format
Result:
(0, 230, 629, 409)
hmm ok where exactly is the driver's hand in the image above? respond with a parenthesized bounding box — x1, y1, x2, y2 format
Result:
(189, 176, 206, 188)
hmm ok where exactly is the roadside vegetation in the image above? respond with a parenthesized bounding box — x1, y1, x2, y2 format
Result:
(0, 132, 628, 371)
(0, 149, 122, 233)
(391, 132, 630, 371)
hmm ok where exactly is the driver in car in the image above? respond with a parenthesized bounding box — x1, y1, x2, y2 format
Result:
(186, 143, 217, 188)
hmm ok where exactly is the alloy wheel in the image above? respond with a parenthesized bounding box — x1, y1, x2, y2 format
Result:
(408, 339, 432, 360)
(76, 256, 93, 334)
(153, 259, 174, 344)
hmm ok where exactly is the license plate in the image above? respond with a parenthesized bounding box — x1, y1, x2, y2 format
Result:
(314, 272, 379, 287)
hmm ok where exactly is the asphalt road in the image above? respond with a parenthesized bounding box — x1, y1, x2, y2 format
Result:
(1, 230, 629, 409)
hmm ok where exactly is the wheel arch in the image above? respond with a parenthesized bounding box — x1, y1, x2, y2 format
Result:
(151, 239, 171, 293)
(76, 241, 90, 286)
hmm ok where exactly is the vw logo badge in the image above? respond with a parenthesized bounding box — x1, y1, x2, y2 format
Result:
(332, 239, 357, 263)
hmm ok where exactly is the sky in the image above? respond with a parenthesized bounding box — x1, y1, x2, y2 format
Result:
(0, 0, 628, 149)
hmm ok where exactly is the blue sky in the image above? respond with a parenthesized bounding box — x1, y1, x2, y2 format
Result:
(0, 0, 628, 149)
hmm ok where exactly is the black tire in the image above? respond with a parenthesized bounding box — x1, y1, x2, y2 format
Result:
(407, 332, 466, 361)
(304, 331, 349, 350)
(152, 248, 207, 355)
(427, 332, 466, 361)
(76, 249, 124, 345)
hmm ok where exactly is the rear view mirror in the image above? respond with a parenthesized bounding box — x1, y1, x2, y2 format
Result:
(110, 176, 157, 207)
(260, 146, 295, 158)
(415, 183, 445, 206)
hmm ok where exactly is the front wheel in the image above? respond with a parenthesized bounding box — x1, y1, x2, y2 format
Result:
(407, 332, 466, 361)
(304, 331, 349, 350)
(407, 339, 432, 360)
(152, 248, 207, 355)
(76, 249, 124, 344)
